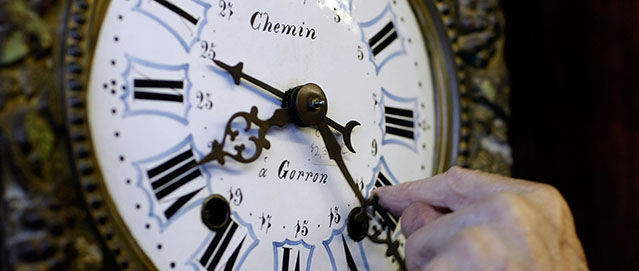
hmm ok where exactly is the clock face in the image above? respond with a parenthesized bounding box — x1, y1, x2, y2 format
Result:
(79, 0, 456, 270)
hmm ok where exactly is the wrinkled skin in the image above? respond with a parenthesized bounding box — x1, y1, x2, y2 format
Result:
(376, 167, 588, 271)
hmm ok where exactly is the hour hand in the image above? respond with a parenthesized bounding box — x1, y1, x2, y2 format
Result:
(198, 107, 290, 166)
(317, 121, 367, 206)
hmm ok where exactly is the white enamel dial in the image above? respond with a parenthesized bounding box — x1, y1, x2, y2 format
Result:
(86, 0, 445, 270)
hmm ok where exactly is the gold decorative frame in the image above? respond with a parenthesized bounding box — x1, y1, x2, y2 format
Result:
(60, 0, 154, 269)
(409, 0, 462, 173)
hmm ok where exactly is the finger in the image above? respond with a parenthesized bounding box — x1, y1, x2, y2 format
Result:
(405, 193, 528, 270)
(401, 202, 443, 238)
(375, 184, 414, 216)
(376, 166, 541, 213)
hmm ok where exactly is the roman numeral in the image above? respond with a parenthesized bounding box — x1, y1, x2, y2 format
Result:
(153, 0, 199, 25)
(134, 79, 184, 103)
(200, 221, 246, 271)
(368, 21, 398, 57)
(374, 172, 393, 188)
(274, 240, 312, 271)
(358, 5, 406, 75)
(325, 233, 367, 270)
(384, 106, 415, 139)
(134, 0, 209, 52)
(373, 172, 400, 232)
(342, 235, 359, 271)
(146, 149, 202, 219)
(122, 56, 192, 123)
(281, 248, 301, 271)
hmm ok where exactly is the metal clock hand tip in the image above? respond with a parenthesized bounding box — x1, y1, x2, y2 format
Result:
(213, 59, 285, 99)
(213, 59, 243, 85)
(326, 118, 360, 153)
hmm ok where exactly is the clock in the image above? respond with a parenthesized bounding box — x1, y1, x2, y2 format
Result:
(60, 0, 460, 270)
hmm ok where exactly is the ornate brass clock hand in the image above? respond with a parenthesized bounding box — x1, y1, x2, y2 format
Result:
(317, 119, 407, 271)
(317, 121, 367, 206)
(212, 59, 360, 153)
(198, 106, 290, 166)
(288, 84, 407, 271)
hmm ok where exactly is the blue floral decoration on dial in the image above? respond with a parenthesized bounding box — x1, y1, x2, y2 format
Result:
(358, 2, 406, 75)
(133, 0, 211, 53)
(272, 239, 315, 271)
(121, 54, 193, 125)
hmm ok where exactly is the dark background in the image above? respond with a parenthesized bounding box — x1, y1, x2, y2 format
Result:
(503, 0, 638, 270)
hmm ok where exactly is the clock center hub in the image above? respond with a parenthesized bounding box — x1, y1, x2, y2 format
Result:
(285, 83, 328, 127)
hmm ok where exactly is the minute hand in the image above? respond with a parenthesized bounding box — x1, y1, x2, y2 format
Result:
(212, 59, 360, 153)
(316, 121, 367, 208)
(317, 120, 407, 271)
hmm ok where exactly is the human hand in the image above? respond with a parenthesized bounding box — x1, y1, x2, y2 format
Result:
(375, 167, 587, 271)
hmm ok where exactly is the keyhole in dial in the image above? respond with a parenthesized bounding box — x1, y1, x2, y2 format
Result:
(347, 207, 369, 241)
(201, 194, 231, 231)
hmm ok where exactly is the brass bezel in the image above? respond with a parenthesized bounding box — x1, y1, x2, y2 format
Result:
(61, 0, 155, 269)
(409, 0, 461, 174)
(60, 0, 460, 270)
